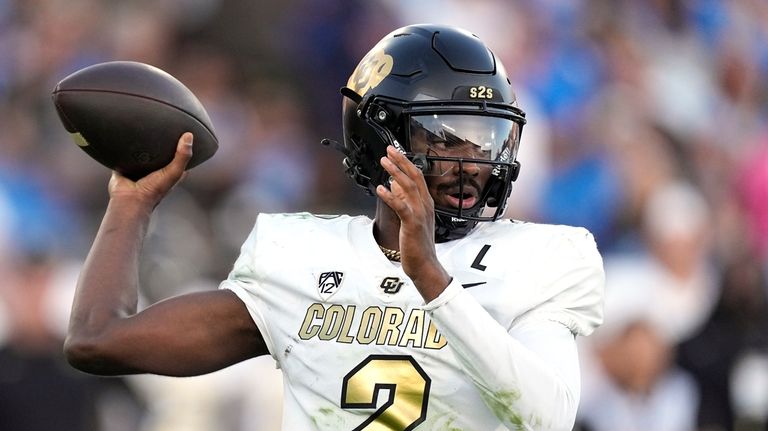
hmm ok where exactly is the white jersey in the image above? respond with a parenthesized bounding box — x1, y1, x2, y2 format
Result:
(221, 213, 604, 430)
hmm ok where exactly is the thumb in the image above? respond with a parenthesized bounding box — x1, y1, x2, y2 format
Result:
(141, 132, 194, 189)
(157, 132, 194, 180)
(171, 132, 194, 170)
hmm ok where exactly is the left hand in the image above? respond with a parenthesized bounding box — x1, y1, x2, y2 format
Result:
(376, 145, 451, 301)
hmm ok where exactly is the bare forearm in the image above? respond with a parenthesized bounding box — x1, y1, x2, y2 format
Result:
(65, 196, 267, 376)
(61, 136, 267, 376)
(67, 198, 153, 340)
(409, 261, 452, 303)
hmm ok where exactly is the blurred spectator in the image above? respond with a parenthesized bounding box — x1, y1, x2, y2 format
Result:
(128, 355, 283, 431)
(739, 139, 768, 258)
(603, 181, 719, 344)
(2, 0, 768, 429)
(678, 250, 768, 431)
(577, 180, 718, 431)
(578, 319, 699, 431)
(0, 253, 142, 431)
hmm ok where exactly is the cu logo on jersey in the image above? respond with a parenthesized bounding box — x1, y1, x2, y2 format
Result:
(380, 277, 404, 294)
(317, 271, 344, 301)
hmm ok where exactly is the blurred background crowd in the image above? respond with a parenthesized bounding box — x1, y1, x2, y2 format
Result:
(0, 0, 767, 430)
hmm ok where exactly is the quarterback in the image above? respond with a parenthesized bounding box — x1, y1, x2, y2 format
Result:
(65, 24, 604, 431)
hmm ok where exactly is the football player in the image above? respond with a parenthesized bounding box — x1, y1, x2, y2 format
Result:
(65, 24, 604, 430)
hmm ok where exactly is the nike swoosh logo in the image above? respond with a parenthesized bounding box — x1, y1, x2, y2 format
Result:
(461, 282, 487, 289)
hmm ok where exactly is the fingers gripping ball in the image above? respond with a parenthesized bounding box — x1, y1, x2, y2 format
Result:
(51, 61, 218, 181)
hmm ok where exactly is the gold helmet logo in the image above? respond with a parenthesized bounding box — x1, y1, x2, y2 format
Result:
(346, 47, 393, 96)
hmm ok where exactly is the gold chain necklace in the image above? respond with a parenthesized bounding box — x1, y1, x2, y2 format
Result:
(378, 245, 401, 262)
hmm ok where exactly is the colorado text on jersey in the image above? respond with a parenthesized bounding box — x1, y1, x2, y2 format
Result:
(297, 303, 447, 349)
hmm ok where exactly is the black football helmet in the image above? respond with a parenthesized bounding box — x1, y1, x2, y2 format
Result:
(324, 24, 526, 242)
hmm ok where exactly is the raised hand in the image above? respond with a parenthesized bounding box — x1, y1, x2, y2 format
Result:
(376, 145, 451, 302)
(108, 132, 194, 208)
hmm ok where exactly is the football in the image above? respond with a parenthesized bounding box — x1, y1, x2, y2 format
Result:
(51, 61, 218, 181)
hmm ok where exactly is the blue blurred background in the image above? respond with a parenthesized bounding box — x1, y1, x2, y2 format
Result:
(0, 1, 767, 430)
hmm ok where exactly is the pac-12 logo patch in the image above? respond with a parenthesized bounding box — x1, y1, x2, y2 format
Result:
(317, 271, 344, 300)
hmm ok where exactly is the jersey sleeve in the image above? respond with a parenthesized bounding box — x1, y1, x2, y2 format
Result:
(217, 214, 278, 359)
(423, 226, 605, 430)
(515, 227, 605, 336)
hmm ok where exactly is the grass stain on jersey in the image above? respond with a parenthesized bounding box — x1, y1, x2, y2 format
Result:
(480, 389, 542, 430)
(437, 424, 463, 431)
(310, 407, 344, 429)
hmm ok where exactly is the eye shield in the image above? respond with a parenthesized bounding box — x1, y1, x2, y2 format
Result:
(407, 114, 521, 177)
(399, 113, 522, 221)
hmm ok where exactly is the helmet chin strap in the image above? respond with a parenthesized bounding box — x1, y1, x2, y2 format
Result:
(434, 212, 479, 243)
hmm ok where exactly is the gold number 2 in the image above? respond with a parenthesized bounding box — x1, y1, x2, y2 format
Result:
(342, 355, 431, 430)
